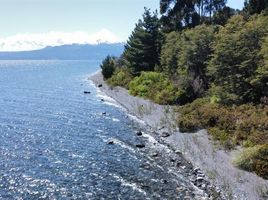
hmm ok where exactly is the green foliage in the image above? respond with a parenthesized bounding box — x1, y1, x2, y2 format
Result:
(123, 8, 162, 75)
(244, 0, 268, 15)
(177, 98, 268, 178)
(252, 36, 268, 99)
(129, 72, 182, 104)
(160, 25, 216, 102)
(234, 144, 268, 179)
(177, 99, 268, 146)
(212, 6, 238, 25)
(100, 56, 117, 79)
(208, 14, 268, 104)
(107, 68, 133, 89)
(160, 0, 227, 31)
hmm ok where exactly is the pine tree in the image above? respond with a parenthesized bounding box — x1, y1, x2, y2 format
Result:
(123, 8, 162, 75)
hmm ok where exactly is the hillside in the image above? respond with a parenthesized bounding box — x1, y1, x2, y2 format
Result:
(0, 43, 124, 60)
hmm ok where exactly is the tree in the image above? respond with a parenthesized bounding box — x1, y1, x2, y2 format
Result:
(123, 8, 162, 75)
(244, 0, 268, 14)
(160, 0, 227, 32)
(101, 55, 117, 79)
(212, 6, 238, 25)
(160, 0, 199, 31)
(208, 14, 268, 104)
(252, 36, 268, 100)
(160, 25, 215, 101)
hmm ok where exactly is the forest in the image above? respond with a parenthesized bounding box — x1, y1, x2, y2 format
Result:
(101, 0, 268, 179)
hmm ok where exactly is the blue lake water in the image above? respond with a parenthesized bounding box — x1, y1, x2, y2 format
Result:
(0, 60, 194, 199)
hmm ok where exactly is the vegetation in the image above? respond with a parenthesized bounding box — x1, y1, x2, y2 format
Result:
(101, 1, 268, 179)
(129, 72, 181, 104)
(107, 68, 133, 88)
(100, 56, 117, 79)
(123, 8, 162, 75)
(233, 144, 268, 179)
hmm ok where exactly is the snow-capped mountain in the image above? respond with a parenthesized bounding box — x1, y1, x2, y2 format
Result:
(0, 43, 124, 60)
(0, 29, 123, 52)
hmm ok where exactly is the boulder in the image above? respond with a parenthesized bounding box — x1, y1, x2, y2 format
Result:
(83, 91, 91, 94)
(160, 132, 170, 137)
(151, 152, 158, 157)
(136, 131, 143, 136)
(98, 84, 103, 88)
(107, 140, 114, 145)
(136, 144, 145, 148)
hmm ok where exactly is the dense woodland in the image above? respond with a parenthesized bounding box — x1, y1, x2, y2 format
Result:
(101, 0, 268, 179)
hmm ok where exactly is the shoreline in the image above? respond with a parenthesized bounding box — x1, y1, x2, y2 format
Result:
(89, 71, 268, 200)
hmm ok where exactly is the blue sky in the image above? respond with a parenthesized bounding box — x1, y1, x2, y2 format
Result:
(0, 0, 245, 51)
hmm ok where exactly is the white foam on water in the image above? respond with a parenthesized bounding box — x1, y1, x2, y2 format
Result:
(110, 138, 137, 154)
(103, 101, 122, 108)
(127, 113, 146, 125)
(112, 174, 147, 196)
(112, 117, 120, 122)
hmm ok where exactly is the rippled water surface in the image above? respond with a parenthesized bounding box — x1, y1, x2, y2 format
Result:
(0, 60, 195, 200)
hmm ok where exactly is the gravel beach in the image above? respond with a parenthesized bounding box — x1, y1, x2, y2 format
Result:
(89, 71, 268, 200)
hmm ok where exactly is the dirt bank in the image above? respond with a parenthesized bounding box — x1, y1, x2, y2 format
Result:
(89, 71, 268, 200)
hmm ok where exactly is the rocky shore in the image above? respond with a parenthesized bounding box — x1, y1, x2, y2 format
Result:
(89, 71, 268, 200)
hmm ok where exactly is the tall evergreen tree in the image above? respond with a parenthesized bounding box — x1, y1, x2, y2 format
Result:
(123, 8, 162, 75)
(244, 0, 268, 14)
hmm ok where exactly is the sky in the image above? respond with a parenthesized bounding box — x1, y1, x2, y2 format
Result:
(0, 0, 245, 51)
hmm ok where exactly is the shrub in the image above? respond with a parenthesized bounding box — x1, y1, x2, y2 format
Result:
(233, 144, 268, 179)
(129, 72, 182, 104)
(107, 68, 133, 89)
(177, 100, 268, 147)
(101, 56, 117, 79)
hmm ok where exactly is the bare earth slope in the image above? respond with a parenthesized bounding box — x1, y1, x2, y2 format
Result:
(90, 71, 268, 200)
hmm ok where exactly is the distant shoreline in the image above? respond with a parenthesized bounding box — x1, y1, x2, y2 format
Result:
(89, 71, 268, 200)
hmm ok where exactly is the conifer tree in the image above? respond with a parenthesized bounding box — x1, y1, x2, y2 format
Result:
(123, 8, 162, 75)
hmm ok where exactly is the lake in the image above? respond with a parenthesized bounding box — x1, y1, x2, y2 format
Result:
(0, 60, 196, 199)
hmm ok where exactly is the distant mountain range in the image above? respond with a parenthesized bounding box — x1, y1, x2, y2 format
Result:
(0, 43, 124, 60)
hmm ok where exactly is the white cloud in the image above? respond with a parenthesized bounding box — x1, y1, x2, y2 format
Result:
(0, 29, 123, 52)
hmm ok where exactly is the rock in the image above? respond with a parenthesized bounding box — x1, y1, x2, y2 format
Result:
(176, 187, 184, 192)
(175, 150, 182, 154)
(98, 84, 103, 88)
(101, 98, 105, 102)
(107, 140, 114, 145)
(162, 179, 168, 184)
(157, 126, 165, 130)
(184, 196, 191, 200)
(160, 132, 170, 138)
(102, 112, 106, 115)
(136, 131, 143, 136)
(197, 173, 205, 178)
(151, 153, 158, 157)
(194, 167, 201, 172)
(136, 144, 145, 148)
(196, 177, 204, 181)
(143, 165, 150, 170)
(170, 158, 176, 162)
(83, 91, 91, 94)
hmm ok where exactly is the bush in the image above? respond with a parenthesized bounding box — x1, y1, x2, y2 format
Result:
(101, 56, 117, 79)
(129, 72, 182, 104)
(233, 144, 268, 179)
(177, 99, 268, 147)
(107, 68, 133, 89)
